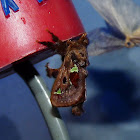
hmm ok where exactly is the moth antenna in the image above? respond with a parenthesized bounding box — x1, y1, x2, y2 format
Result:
(37, 40, 58, 52)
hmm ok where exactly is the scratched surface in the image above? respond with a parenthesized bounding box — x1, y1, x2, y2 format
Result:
(1, 0, 140, 140)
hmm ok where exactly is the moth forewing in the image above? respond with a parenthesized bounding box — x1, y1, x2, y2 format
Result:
(88, 0, 129, 33)
(87, 28, 125, 56)
(50, 67, 87, 107)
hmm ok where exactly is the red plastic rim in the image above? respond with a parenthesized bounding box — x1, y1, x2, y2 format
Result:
(0, 0, 85, 70)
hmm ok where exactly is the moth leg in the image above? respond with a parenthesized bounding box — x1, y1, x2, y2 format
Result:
(37, 30, 67, 54)
(72, 102, 84, 116)
(37, 30, 64, 51)
(37, 39, 59, 53)
(46, 63, 59, 78)
(47, 30, 60, 43)
(47, 30, 66, 52)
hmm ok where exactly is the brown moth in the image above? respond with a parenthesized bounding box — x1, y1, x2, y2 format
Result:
(38, 31, 89, 115)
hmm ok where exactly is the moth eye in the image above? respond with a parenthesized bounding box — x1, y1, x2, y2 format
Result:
(125, 41, 135, 48)
(63, 77, 67, 84)
(126, 42, 131, 47)
(125, 39, 135, 48)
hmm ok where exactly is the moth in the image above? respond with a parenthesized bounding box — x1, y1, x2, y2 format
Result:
(38, 31, 89, 116)
(88, 0, 140, 49)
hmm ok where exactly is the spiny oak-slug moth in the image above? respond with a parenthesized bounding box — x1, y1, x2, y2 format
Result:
(38, 31, 89, 116)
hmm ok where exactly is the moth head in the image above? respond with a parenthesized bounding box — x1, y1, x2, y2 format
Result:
(69, 42, 89, 67)
(65, 33, 89, 67)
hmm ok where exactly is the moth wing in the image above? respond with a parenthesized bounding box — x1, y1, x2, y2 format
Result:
(88, 0, 140, 37)
(87, 28, 124, 56)
(50, 64, 86, 107)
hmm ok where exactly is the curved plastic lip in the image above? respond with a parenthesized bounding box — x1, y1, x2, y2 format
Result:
(0, 0, 85, 75)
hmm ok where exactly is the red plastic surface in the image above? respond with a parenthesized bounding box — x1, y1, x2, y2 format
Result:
(0, 0, 85, 70)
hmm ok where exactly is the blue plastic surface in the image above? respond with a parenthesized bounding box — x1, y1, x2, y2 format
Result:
(37, 0, 43, 3)
(0, 0, 43, 16)
(1, 0, 19, 15)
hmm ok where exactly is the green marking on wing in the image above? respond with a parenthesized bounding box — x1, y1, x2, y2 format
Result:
(70, 64, 78, 73)
(54, 88, 61, 94)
